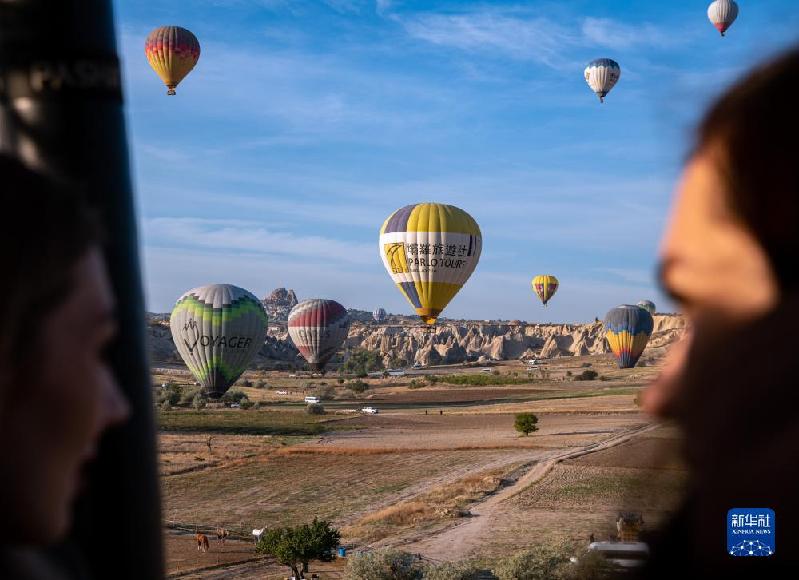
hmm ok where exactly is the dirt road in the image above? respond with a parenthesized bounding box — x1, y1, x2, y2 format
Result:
(397, 422, 658, 561)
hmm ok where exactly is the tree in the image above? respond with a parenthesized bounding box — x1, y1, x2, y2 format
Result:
(257, 519, 340, 578)
(340, 349, 384, 376)
(514, 413, 539, 436)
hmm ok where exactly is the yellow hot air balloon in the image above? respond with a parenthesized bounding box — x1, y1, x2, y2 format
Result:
(379, 203, 482, 325)
(145, 26, 201, 95)
(531, 274, 559, 306)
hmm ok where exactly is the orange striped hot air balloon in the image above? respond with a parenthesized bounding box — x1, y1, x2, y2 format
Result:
(145, 26, 201, 95)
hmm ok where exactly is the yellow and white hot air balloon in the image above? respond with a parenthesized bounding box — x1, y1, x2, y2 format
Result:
(379, 203, 482, 325)
(531, 275, 559, 306)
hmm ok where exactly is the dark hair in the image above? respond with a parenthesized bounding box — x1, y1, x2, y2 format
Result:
(696, 46, 799, 290)
(0, 155, 101, 370)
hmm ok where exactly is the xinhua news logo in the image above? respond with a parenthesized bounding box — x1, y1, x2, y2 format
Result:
(727, 508, 775, 557)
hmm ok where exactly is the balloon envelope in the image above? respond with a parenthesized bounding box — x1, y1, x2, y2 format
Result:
(170, 284, 267, 397)
(584, 58, 620, 103)
(373, 307, 387, 322)
(379, 203, 482, 325)
(145, 26, 201, 95)
(637, 300, 656, 315)
(604, 305, 654, 369)
(288, 299, 351, 371)
(532, 275, 559, 306)
(707, 0, 738, 36)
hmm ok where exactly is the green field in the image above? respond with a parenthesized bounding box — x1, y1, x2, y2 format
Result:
(157, 409, 349, 435)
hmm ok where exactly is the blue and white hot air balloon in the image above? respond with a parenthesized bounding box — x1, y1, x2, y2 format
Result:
(584, 58, 621, 103)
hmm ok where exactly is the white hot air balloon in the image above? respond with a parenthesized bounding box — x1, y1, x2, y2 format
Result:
(584, 58, 621, 103)
(708, 0, 739, 37)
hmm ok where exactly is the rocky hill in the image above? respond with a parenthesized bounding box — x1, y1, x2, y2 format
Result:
(261, 288, 298, 322)
(148, 312, 685, 370)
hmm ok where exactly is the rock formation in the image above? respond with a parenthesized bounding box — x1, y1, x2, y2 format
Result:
(148, 312, 686, 370)
(262, 288, 298, 322)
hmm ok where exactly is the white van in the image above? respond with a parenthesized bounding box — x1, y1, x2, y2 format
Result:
(304, 396, 320, 404)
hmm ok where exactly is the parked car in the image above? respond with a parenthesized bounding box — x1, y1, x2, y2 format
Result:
(304, 396, 320, 404)
(276, 390, 288, 395)
(360, 407, 379, 414)
(480, 368, 492, 373)
(586, 541, 649, 570)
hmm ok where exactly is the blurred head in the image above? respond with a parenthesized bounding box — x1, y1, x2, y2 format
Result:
(648, 47, 799, 415)
(0, 156, 129, 545)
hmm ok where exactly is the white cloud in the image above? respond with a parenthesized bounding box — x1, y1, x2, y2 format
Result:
(580, 17, 682, 50)
(400, 11, 579, 70)
(143, 217, 375, 264)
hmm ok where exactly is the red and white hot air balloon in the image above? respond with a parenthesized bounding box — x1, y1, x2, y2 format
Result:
(707, 0, 739, 37)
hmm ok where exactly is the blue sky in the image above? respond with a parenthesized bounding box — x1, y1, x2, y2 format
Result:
(115, 0, 799, 322)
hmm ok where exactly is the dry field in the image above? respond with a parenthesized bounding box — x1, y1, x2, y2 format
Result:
(157, 352, 685, 577)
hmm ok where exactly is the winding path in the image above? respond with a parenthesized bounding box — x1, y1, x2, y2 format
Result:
(395, 422, 657, 561)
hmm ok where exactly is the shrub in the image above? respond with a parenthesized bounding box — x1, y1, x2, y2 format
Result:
(493, 544, 571, 580)
(255, 380, 267, 389)
(574, 370, 599, 381)
(347, 380, 369, 394)
(581, 362, 593, 368)
(240, 397, 254, 409)
(492, 369, 500, 376)
(637, 360, 647, 367)
(316, 385, 335, 400)
(514, 413, 539, 436)
(253, 401, 262, 410)
(157, 383, 182, 406)
(338, 378, 345, 384)
(423, 562, 481, 580)
(563, 549, 619, 579)
(191, 393, 207, 410)
(222, 390, 248, 403)
(240, 379, 253, 388)
(408, 379, 426, 389)
(565, 370, 572, 377)
(160, 400, 172, 411)
(345, 549, 422, 580)
(427, 374, 439, 384)
(306, 403, 326, 415)
(179, 388, 201, 406)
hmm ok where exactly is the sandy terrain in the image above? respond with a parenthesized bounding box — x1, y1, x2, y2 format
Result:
(156, 352, 684, 577)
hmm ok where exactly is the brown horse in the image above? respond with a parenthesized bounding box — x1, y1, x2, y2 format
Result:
(196, 531, 210, 552)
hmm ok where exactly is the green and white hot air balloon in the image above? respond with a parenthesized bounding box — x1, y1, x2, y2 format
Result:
(170, 284, 267, 398)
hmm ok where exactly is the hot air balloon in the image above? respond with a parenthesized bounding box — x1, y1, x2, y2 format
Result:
(584, 58, 620, 103)
(532, 275, 559, 307)
(373, 307, 387, 323)
(604, 305, 654, 369)
(637, 300, 656, 315)
(379, 203, 482, 325)
(170, 284, 267, 398)
(145, 26, 201, 95)
(288, 299, 351, 372)
(708, 0, 739, 37)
